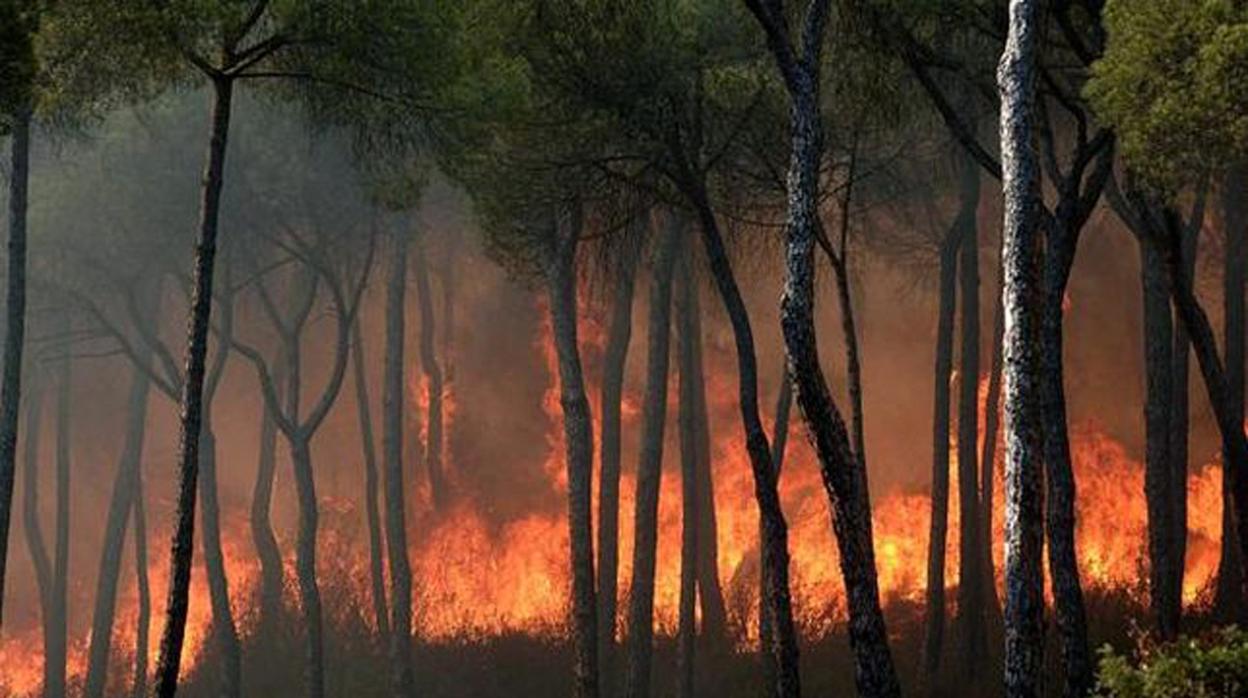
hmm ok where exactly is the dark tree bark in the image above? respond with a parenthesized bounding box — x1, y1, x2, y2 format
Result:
(623, 216, 681, 698)
(597, 225, 642, 697)
(955, 154, 987, 677)
(133, 467, 151, 698)
(199, 426, 242, 697)
(998, 3, 1047, 695)
(1140, 235, 1179, 640)
(153, 76, 234, 698)
(352, 317, 390, 642)
(688, 260, 728, 648)
(382, 228, 417, 697)
(0, 104, 31, 630)
(289, 436, 326, 698)
(1216, 167, 1246, 622)
(542, 205, 599, 698)
(759, 368, 793, 693)
(44, 326, 72, 698)
(414, 235, 448, 509)
(675, 238, 714, 698)
(85, 353, 155, 698)
(251, 358, 284, 634)
(923, 212, 960, 682)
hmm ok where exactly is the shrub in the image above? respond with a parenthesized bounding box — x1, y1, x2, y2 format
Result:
(1096, 627, 1248, 698)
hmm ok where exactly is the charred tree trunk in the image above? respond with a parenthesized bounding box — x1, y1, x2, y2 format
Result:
(288, 435, 326, 698)
(0, 103, 31, 629)
(251, 358, 285, 634)
(759, 368, 794, 692)
(689, 185, 801, 697)
(677, 256, 698, 698)
(85, 355, 154, 698)
(153, 75, 234, 697)
(623, 217, 680, 698)
(1167, 210, 1200, 634)
(597, 227, 642, 697)
(1141, 236, 1179, 640)
(955, 155, 987, 678)
(1216, 167, 1246, 621)
(414, 235, 447, 509)
(688, 262, 728, 647)
(543, 206, 599, 698)
(383, 228, 417, 697)
(133, 467, 151, 698)
(352, 318, 390, 642)
(778, 55, 899, 698)
(998, 3, 1047, 694)
(923, 221, 960, 682)
(45, 330, 72, 698)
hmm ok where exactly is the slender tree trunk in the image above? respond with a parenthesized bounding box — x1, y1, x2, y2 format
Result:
(154, 75, 234, 697)
(21, 377, 53, 690)
(133, 468, 151, 698)
(778, 62, 898, 698)
(45, 328, 71, 698)
(85, 356, 154, 698)
(690, 186, 800, 698)
(623, 216, 680, 698)
(678, 238, 698, 698)
(597, 229, 642, 697)
(414, 235, 448, 509)
(759, 369, 793, 693)
(383, 229, 416, 697)
(198, 425, 242, 697)
(981, 258, 1005, 624)
(1216, 167, 1246, 622)
(923, 228, 959, 683)
(544, 207, 599, 698)
(251, 359, 285, 634)
(998, 3, 1047, 694)
(1040, 223, 1093, 698)
(289, 435, 325, 698)
(0, 104, 31, 629)
(688, 263, 728, 647)
(352, 318, 390, 641)
(1167, 212, 1199, 632)
(955, 156, 987, 678)
(1141, 237, 1179, 640)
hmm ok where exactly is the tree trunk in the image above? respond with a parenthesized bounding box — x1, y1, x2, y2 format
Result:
(353, 317, 391, 642)
(197, 426, 243, 697)
(85, 356, 154, 698)
(1216, 167, 1246, 622)
(383, 228, 417, 698)
(414, 235, 448, 509)
(21, 376, 53, 692)
(251, 358, 285, 634)
(923, 227, 959, 682)
(0, 103, 31, 629)
(677, 257, 698, 698)
(597, 229, 642, 697)
(544, 207, 599, 698)
(153, 75, 234, 698)
(289, 435, 325, 698)
(1040, 224, 1093, 698)
(760, 368, 793, 693)
(998, 3, 1047, 694)
(133, 466, 151, 698)
(955, 155, 987, 678)
(1167, 209, 1199, 634)
(690, 186, 800, 698)
(980, 258, 1005, 625)
(1141, 237, 1179, 640)
(623, 216, 681, 698)
(688, 261, 728, 647)
(778, 63, 898, 698)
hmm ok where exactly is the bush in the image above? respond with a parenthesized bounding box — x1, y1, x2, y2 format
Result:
(1096, 627, 1248, 697)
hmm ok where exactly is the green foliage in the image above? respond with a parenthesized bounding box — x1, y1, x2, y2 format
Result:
(0, 0, 37, 129)
(1087, 0, 1248, 191)
(1095, 628, 1248, 698)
